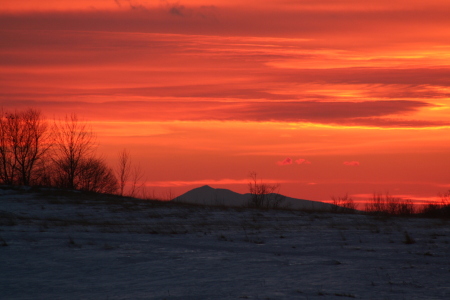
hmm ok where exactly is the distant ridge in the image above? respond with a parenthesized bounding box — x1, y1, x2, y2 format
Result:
(172, 185, 334, 211)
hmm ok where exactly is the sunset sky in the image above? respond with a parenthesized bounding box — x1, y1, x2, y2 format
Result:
(1, 0, 450, 205)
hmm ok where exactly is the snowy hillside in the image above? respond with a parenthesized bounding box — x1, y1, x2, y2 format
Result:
(174, 185, 334, 211)
(1, 187, 449, 299)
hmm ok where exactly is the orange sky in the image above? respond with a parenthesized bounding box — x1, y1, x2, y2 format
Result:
(1, 0, 450, 205)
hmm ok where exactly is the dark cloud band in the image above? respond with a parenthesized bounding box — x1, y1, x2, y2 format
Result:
(0, 99, 441, 128)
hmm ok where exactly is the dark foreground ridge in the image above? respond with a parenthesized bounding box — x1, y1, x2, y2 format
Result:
(1, 186, 449, 299)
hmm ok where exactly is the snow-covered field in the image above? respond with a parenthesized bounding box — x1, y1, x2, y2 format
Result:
(1, 187, 449, 299)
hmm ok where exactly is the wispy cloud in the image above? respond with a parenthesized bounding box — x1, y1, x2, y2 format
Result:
(277, 158, 311, 166)
(2, 1, 450, 43)
(145, 178, 291, 187)
(277, 157, 293, 165)
(1, 99, 445, 129)
(168, 3, 186, 17)
(295, 158, 311, 165)
(1, 26, 446, 128)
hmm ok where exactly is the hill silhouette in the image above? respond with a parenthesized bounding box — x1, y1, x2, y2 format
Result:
(173, 185, 334, 210)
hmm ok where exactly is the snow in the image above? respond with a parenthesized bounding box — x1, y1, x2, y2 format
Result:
(1, 187, 449, 299)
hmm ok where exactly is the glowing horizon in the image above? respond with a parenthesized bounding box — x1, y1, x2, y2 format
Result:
(1, 0, 450, 203)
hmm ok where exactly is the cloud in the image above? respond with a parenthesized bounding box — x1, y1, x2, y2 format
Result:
(145, 178, 291, 187)
(225, 100, 436, 127)
(280, 68, 450, 86)
(1, 99, 446, 129)
(112, 0, 148, 11)
(277, 157, 293, 165)
(343, 161, 360, 166)
(169, 4, 186, 17)
(347, 117, 450, 128)
(3, 2, 450, 43)
(277, 157, 312, 166)
(295, 158, 311, 165)
(1, 11, 449, 129)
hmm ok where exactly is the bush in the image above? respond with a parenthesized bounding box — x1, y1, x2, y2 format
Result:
(365, 192, 415, 216)
(247, 172, 286, 209)
(419, 190, 450, 219)
(331, 194, 357, 213)
(77, 157, 118, 194)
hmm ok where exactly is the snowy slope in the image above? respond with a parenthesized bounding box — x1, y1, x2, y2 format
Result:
(173, 185, 334, 210)
(1, 187, 449, 299)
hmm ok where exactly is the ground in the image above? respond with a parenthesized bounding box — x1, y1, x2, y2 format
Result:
(1, 187, 449, 299)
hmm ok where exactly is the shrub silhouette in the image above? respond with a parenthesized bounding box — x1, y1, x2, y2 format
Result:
(247, 172, 286, 209)
(365, 192, 415, 216)
(419, 190, 450, 219)
(331, 194, 357, 213)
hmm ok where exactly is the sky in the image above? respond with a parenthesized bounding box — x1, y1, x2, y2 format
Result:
(1, 0, 450, 205)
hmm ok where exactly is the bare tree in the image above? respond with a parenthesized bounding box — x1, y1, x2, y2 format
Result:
(129, 164, 145, 198)
(0, 108, 50, 186)
(247, 172, 285, 209)
(52, 114, 95, 190)
(114, 149, 147, 197)
(116, 149, 131, 196)
(0, 109, 16, 185)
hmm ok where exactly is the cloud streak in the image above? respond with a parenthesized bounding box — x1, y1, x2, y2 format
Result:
(296, 159, 311, 165)
(2, 3, 450, 40)
(277, 158, 293, 165)
(145, 178, 291, 187)
(0, 97, 442, 128)
(0, 99, 441, 128)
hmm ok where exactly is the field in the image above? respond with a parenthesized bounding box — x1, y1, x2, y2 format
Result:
(1, 187, 449, 299)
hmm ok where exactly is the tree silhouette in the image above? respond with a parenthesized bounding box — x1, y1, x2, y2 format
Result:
(0, 109, 50, 185)
(51, 114, 95, 190)
(116, 149, 131, 196)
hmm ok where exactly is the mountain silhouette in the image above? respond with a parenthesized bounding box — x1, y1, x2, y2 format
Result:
(172, 185, 334, 210)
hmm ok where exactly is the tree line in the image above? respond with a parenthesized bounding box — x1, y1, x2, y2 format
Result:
(0, 108, 141, 196)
